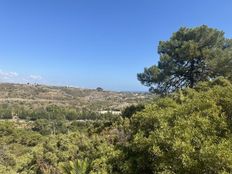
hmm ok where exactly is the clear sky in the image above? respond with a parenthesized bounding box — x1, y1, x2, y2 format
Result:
(0, 0, 231, 91)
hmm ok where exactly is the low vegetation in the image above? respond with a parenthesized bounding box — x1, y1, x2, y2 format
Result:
(0, 78, 232, 173)
(0, 25, 232, 173)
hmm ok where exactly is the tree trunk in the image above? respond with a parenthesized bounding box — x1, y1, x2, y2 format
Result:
(189, 60, 195, 88)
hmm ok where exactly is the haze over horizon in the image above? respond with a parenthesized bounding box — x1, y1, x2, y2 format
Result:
(0, 0, 232, 91)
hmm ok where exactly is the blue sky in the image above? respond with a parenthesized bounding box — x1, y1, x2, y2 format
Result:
(0, 0, 232, 91)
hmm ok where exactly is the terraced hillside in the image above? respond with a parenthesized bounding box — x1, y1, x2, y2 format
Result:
(0, 83, 153, 111)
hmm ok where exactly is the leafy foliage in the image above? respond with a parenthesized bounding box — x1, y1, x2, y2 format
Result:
(138, 25, 232, 94)
(62, 159, 89, 174)
(1, 78, 232, 173)
(117, 78, 232, 173)
(122, 104, 145, 119)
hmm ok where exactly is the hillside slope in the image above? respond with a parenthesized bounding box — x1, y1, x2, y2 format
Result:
(0, 83, 153, 111)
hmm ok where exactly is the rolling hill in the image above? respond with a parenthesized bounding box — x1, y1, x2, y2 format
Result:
(0, 83, 153, 112)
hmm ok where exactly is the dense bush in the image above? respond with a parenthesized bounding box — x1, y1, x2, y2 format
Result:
(0, 78, 232, 173)
(115, 78, 232, 173)
(122, 104, 145, 119)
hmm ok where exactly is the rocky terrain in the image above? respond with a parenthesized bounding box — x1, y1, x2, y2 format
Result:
(0, 83, 153, 111)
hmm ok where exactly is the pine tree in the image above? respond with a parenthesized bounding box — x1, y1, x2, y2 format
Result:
(138, 25, 232, 94)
